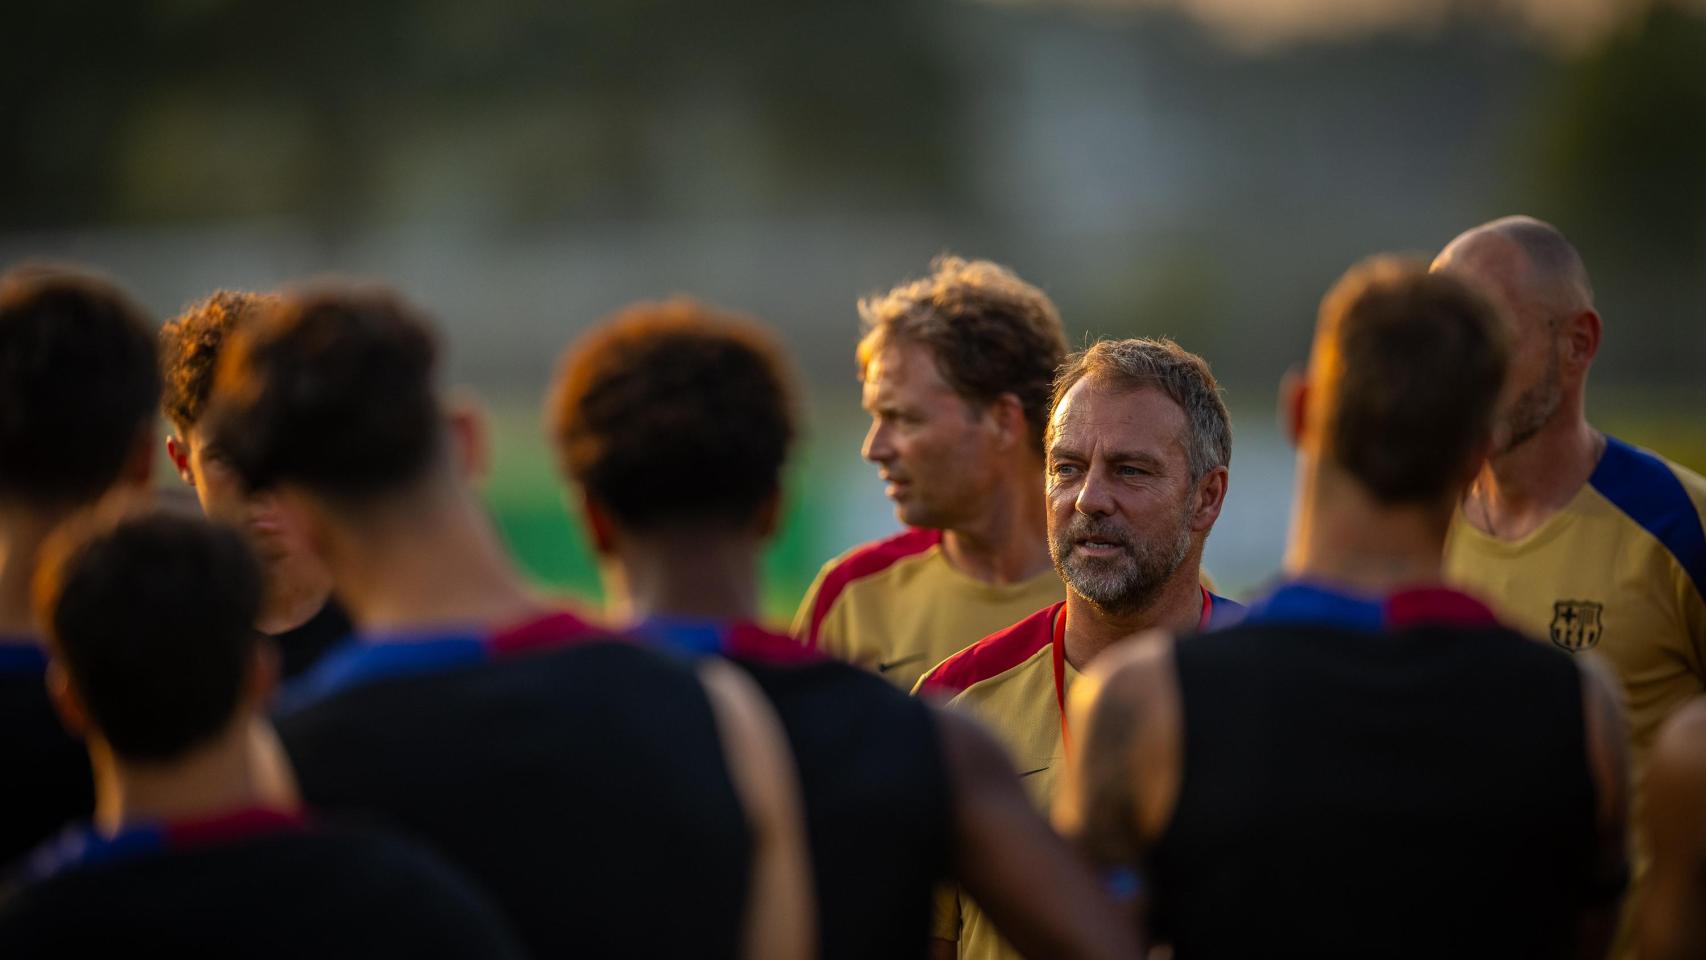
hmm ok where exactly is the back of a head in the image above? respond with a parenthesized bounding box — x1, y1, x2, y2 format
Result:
(1312, 257, 1509, 505)
(202, 286, 443, 504)
(549, 298, 796, 533)
(857, 255, 1068, 451)
(0, 265, 160, 507)
(159, 290, 278, 436)
(33, 511, 262, 763)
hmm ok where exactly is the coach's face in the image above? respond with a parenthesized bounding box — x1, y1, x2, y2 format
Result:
(861, 339, 1004, 529)
(1046, 377, 1198, 615)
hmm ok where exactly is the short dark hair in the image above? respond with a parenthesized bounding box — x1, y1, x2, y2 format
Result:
(159, 291, 277, 435)
(1316, 257, 1509, 504)
(549, 299, 796, 532)
(0, 265, 160, 506)
(34, 511, 263, 763)
(202, 286, 444, 503)
(1048, 338, 1232, 483)
(857, 256, 1067, 451)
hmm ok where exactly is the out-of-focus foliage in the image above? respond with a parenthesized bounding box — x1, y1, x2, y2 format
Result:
(1520, 6, 1706, 381)
(0, 0, 962, 228)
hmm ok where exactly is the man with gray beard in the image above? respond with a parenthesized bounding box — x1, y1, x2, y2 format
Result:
(915, 338, 1239, 960)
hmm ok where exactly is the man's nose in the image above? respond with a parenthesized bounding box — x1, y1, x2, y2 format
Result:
(862, 419, 894, 464)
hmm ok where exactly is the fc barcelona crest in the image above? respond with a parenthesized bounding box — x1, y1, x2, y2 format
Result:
(1550, 600, 1604, 652)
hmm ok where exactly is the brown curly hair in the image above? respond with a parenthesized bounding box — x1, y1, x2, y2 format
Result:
(159, 290, 277, 434)
(548, 298, 797, 533)
(856, 255, 1067, 453)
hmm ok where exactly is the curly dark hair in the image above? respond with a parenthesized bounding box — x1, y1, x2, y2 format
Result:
(0, 264, 160, 506)
(548, 298, 797, 533)
(159, 290, 277, 434)
(202, 285, 444, 504)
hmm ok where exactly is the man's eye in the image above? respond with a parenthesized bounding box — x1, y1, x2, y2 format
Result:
(1117, 465, 1148, 477)
(1052, 464, 1080, 478)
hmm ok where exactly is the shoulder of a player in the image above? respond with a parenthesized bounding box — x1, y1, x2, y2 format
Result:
(916, 602, 1060, 696)
(799, 528, 944, 640)
(817, 528, 943, 586)
(1589, 436, 1706, 595)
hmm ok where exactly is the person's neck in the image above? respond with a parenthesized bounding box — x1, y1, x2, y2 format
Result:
(327, 485, 543, 634)
(256, 553, 335, 636)
(0, 504, 72, 638)
(940, 462, 1053, 585)
(1284, 462, 1450, 596)
(610, 531, 762, 626)
(1062, 555, 1205, 671)
(1467, 410, 1602, 541)
(93, 716, 299, 834)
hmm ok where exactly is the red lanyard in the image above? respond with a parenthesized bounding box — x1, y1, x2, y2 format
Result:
(1053, 586, 1213, 754)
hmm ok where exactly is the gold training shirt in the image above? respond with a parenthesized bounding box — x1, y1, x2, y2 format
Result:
(914, 591, 1240, 960)
(792, 528, 1063, 691)
(1445, 436, 1706, 778)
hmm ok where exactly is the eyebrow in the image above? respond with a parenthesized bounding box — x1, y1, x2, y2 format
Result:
(1049, 447, 1167, 469)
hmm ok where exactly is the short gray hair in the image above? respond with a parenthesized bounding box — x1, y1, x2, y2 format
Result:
(1047, 338, 1232, 482)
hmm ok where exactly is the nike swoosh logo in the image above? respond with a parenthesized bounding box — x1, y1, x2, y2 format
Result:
(1018, 767, 1049, 778)
(877, 653, 927, 673)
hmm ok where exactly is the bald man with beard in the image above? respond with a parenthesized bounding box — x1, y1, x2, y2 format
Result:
(1433, 216, 1706, 957)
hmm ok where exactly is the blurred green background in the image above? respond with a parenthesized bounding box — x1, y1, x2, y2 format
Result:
(5, 0, 1703, 624)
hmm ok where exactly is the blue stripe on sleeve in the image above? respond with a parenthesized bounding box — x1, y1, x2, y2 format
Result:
(1589, 436, 1706, 603)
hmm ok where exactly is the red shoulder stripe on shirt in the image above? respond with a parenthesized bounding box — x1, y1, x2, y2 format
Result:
(917, 601, 1062, 696)
(802, 528, 942, 648)
(488, 610, 606, 657)
(164, 806, 310, 851)
(727, 622, 824, 665)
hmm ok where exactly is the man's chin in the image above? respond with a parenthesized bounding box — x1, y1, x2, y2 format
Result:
(892, 500, 942, 531)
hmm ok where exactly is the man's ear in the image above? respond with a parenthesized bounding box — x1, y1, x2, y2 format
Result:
(45, 660, 89, 740)
(1189, 466, 1229, 534)
(579, 492, 619, 556)
(1278, 368, 1308, 449)
(165, 435, 195, 486)
(1565, 308, 1602, 374)
(445, 395, 490, 483)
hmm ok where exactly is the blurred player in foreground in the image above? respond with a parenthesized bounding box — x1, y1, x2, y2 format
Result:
(0, 511, 522, 958)
(205, 286, 812, 960)
(1060, 257, 1630, 958)
(0, 266, 158, 865)
(549, 298, 1141, 960)
(1641, 697, 1706, 960)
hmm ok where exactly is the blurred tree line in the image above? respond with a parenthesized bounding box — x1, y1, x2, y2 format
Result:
(2, 1, 1701, 391)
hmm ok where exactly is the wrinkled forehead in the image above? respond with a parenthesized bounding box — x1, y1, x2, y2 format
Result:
(1048, 375, 1188, 458)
